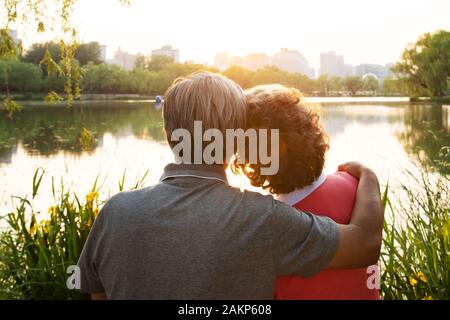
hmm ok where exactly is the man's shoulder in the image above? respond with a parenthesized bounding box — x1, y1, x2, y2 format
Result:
(101, 185, 156, 214)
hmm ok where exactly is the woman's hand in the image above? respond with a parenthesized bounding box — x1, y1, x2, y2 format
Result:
(338, 162, 376, 181)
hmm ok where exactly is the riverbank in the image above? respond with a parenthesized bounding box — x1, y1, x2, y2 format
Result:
(0, 93, 157, 102)
(410, 96, 450, 104)
(0, 94, 416, 109)
(3, 92, 449, 106)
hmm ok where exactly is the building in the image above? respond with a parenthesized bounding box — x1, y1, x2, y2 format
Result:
(354, 63, 393, 81)
(7, 29, 20, 45)
(151, 45, 179, 63)
(229, 56, 244, 67)
(109, 48, 140, 71)
(319, 51, 353, 77)
(271, 48, 315, 78)
(214, 52, 229, 71)
(99, 45, 107, 62)
(244, 53, 271, 71)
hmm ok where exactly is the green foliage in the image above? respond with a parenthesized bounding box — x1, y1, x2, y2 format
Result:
(135, 55, 174, 72)
(393, 30, 450, 97)
(78, 127, 97, 151)
(222, 65, 254, 89)
(75, 42, 102, 66)
(0, 60, 67, 94)
(343, 76, 364, 96)
(3, 97, 23, 116)
(0, 29, 22, 59)
(1, 0, 131, 114)
(381, 172, 450, 300)
(0, 168, 148, 299)
(0, 60, 42, 92)
(44, 91, 64, 104)
(363, 75, 379, 94)
(22, 42, 62, 66)
(382, 76, 402, 95)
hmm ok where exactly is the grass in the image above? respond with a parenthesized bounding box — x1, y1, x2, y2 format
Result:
(0, 167, 448, 300)
(380, 171, 450, 300)
(0, 168, 148, 299)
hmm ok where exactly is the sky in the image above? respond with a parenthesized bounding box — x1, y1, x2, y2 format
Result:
(9, 0, 450, 70)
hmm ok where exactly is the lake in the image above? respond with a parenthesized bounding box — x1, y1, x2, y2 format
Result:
(1, 98, 449, 218)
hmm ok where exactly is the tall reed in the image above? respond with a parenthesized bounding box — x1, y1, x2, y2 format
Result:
(0, 169, 148, 299)
(381, 171, 450, 300)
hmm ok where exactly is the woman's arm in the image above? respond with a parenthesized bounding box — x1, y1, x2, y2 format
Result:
(327, 162, 384, 269)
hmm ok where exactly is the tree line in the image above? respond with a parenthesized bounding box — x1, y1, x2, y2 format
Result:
(2, 29, 450, 99)
(0, 41, 404, 98)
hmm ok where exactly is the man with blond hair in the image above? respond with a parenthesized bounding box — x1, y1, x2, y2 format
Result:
(78, 72, 383, 300)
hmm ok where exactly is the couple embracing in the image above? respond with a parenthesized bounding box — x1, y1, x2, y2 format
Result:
(77, 72, 383, 300)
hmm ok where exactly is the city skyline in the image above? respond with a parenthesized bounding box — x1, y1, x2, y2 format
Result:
(5, 0, 449, 71)
(6, 29, 396, 79)
(66, 0, 450, 69)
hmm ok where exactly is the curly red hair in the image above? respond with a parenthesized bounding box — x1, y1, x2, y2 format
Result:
(232, 84, 329, 195)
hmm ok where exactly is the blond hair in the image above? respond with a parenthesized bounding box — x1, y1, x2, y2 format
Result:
(163, 72, 246, 151)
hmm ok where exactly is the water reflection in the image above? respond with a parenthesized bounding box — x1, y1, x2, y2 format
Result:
(0, 101, 165, 164)
(398, 104, 450, 174)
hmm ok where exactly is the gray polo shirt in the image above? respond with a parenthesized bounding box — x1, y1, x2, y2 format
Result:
(77, 164, 339, 300)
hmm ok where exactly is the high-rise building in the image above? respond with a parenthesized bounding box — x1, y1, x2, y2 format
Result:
(354, 63, 392, 81)
(110, 48, 140, 71)
(151, 45, 179, 63)
(272, 48, 315, 78)
(214, 52, 229, 71)
(99, 45, 107, 62)
(319, 51, 353, 77)
(229, 56, 244, 67)
(7, 29, 20, 45)
(244, 53, 270, 71)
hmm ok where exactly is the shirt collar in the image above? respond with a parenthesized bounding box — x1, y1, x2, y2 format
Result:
(160, 163, 229, 184)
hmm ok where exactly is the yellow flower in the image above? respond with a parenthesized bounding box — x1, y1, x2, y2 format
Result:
(29, 223, 38, 236)
(40, 220, 51, 234)
(409, 276, 418, 286)
(417, 271, 427, 283)
(422, 295, 433, 300)
(444, 219, 449, 239)
(48, 206, 58, 219)
(86, 191, 98, 204)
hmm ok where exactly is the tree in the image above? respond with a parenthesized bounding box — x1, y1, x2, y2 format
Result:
(329, 76, 343, 94)
(22, 42, 61, 65)
(75, 42, 102, 65)
(382, 76, 401, 96)
(222, 66, 253, 89)
(0, 60, 43, 92)
(393, 30, 450, 97)
(363, 75, 379, 96)
(316, 74, 331, 95)
(146, 55, 174, 72)
(1, 0, 131, 113)
(344, 76, 364, 96)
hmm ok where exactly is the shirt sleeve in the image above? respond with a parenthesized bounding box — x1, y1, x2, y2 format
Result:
(270, 200, 339, 277)
(76, 203, 109, 294)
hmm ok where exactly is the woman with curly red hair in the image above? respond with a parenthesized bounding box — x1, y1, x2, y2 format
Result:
(234, 84, 380, 300)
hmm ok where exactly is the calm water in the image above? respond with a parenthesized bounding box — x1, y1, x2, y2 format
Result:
(1, 99, 449, 217)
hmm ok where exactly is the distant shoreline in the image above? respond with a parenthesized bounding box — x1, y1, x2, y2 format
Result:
(1, 94, 449, 109)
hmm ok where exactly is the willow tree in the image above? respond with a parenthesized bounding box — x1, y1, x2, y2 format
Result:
(393, 30, 450, 98)
(0, 0, 130, 115)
